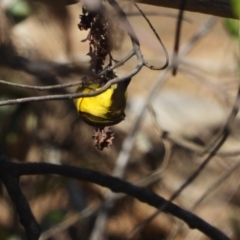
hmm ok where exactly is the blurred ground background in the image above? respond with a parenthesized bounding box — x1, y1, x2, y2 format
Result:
(0, 0, 240, 239)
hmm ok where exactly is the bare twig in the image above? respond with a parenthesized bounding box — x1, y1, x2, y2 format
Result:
(0, 79, 82, 90)
(0, 65, 141, 106)
(40, 206, 97, 240)
(178, 17, 216, 57)
(130, 1, 169, 70)
(172, 0, 186, 75)
(168, 160, 240, 240)
(127, 11, 192, 23)
(179, 64, 231, 105)
(136, 138, 172, 187)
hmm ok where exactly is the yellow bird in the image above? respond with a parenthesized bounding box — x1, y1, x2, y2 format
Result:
(74, 78, 131, 127)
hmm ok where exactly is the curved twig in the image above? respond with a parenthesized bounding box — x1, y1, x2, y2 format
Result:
(10, 161, 230, 240)
(172, 0, 186, 75)
(0, 79, 83, 90)
(0, 64, 142, 106)
(0, 150, 41, 240)
(130, 1, 169, 70)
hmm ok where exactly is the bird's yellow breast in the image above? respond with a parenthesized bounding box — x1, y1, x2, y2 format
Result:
(75, 84, 116, 119)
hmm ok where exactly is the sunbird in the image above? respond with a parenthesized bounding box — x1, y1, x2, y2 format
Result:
(74, 78, 131, 127)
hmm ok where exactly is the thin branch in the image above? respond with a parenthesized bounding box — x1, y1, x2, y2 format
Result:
(136, 139, 172, 187)
(179, 17, 216, 57)
(178, 64, 231, 105)
(40, 206, 97, 240)
(200, 91, 240, 156)
(0, 79, 83, 91)
(168, 160, 240, 240)
(127, 11, 192, 23)
(130, 1, 169, 70)
(172, 0, 186, 75)
(0, 65, 142, 106)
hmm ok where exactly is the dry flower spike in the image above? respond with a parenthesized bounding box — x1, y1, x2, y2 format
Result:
(92, 127, 114, 150)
